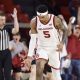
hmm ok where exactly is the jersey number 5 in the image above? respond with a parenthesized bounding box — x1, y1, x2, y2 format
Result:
(43, 31, 50, 38)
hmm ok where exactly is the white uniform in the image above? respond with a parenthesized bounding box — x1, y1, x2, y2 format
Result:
(36, 14, 62, 80)
(36, 14, 61, 69)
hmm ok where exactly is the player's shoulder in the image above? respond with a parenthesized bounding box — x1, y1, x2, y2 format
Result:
(49, 14, 61, 22)
(30, 16, 37, 24)
(54, 15, 61, 21)
(49, 13, 55, 16)
(53, 15, 62, 26)
(30, 16, 37, 28)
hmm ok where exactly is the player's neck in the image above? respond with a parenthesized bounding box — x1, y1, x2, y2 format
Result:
(40, 14, 50, 25)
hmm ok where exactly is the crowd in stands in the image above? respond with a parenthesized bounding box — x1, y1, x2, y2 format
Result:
(0, 0, 80, 22)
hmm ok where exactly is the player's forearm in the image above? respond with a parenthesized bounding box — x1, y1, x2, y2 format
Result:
(61, 26, 68, 44)
(28, 34, 37, 57)
(62, 31, 67, 44)
(61, 19, 68, 43)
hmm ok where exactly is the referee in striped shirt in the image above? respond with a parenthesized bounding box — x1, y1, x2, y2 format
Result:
(0, 8, 19, 80)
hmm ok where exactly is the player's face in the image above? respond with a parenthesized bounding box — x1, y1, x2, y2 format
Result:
(0, 16, 6, 27)
(38, 14, 48, 22)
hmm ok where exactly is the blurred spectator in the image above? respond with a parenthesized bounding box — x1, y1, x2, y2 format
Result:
(0, 8, 19, 80)
(68, 0, 80, 21)
(13, 0, 40, 19)
(67, 24, 80, 80)
(9, 32, 28, 80)
(59, 16, 76, 80)
(77, 6, 80, 24)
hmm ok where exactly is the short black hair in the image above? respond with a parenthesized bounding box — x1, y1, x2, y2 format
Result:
(0, 11, 5, 16)
(36, 4, 48, 13)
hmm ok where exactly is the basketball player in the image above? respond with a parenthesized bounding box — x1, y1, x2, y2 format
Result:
(27, 5, 68, 80)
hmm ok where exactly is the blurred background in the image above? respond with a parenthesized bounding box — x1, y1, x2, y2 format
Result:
(0, 0, 80, 46)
